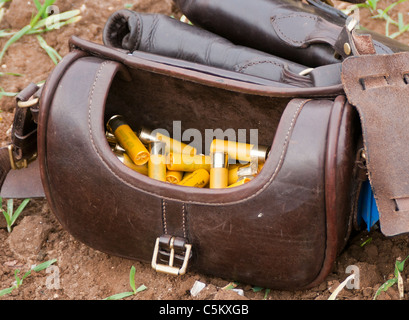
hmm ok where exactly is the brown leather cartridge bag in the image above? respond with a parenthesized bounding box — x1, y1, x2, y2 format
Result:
(1, 5, 408, 290)
(0, 36, 361, 290)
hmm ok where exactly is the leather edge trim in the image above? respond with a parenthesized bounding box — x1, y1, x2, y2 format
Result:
(302, 95, 346, 289)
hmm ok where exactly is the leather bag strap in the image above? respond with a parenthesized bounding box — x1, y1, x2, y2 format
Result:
(342, 39, 409, 236)
(0, 83, 45, 199)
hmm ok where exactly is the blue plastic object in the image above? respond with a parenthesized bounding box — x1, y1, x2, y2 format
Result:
(357, 180, 380, 231)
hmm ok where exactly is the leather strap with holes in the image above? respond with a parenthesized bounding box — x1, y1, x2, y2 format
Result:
(342, 52, 409, 236)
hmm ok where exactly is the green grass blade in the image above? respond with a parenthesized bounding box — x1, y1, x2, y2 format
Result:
(0, 29, 15, 37)
(129, 266, 136, 293)
(383, 0, 408, 14)
(1, 209, 11, 229)
(373, 278, 398, 300)
(398, 12, 404, 30)
(0, 25, 32, 63)
(0, 88, 18, 99)
(6, 199, 13, 218)
(9, 198, 30, 227)
(30, 0, 56, 27)
(37, 35, 62, 64)
(33, 0, 42, 12)
(32, 259, 57, 272)
(14, 269, 21, 287)
(0, 72, 24, 77)
(44, 16, 82, 31)
(33, 9, 81, 30)
(263, 288, 270, 300)
(135, 284, 147, 293)
(21, 270, 32, 282)
(0, 286, 14, 297)
(389, 24, 409, 38)
(104, 291, 135, 300)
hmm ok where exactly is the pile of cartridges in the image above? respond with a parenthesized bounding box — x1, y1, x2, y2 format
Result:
(106, 115, 269, 189)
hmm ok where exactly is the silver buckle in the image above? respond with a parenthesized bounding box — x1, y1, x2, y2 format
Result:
(151, 236, 192, 276)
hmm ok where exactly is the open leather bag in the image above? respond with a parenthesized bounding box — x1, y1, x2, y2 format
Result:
(1, 0, 409, 290)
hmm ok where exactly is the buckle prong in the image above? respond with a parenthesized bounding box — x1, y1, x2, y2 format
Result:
(151, 236, 192, 276)
(7, 145, 37, 170)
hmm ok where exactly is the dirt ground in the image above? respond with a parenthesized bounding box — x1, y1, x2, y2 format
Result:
(0, 0, 409, 302)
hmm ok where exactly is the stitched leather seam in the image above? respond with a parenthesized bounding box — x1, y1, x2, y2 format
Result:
(182, 204, 187, 239)
(236, 60, 283, 73)
(373, 42, 391, 54)
(162, 199, 168, 235)
(132, 13, 142, 52)
(272, 14, 318, 46)
(87, 61, 310, 206)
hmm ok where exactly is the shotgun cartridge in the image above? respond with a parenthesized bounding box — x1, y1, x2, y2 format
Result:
(178, 169, 210, 188)
(210, 152, 229, 189)
(116, 152, 149, 176)
(148, 141, 167, 182)
(138, 127, 197, 156)
(107, 115, 150, 165)
(166, 170, 184, 184)
(167, 153, 211, 172)
(210, 139, 270, 164)
(228, 177, 253, 188)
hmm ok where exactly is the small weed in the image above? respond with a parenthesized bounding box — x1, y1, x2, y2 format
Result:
(0, 197, 30, 233)
(103, 266, 147, 300)
(342, 0, 380, 15)
(360, 237, 372, 247)
(343, 0, 409, 39)
(252, 286, 271, 300)
(0, 259, 57, 297)
(0, 0, 81, 64)
(373, 255, 409, 300)
(0, 87, 18, 101)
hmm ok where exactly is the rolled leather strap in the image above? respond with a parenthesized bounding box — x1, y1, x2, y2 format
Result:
(103, 10, 317, 88)
(173, 0, 409, 67)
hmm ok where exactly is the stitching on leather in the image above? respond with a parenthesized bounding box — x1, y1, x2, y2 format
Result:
(244, 98, 311, 199)
(373, 42, 391, 55)
(131, 13, 142, 53)
(162, 199, 168, 235)
(271, 14, 318, 46)
(146, 14, 158, 53)
(236, 60, 283, 73)
(87, 61, 310, 206)
(182, 204, 187, 239)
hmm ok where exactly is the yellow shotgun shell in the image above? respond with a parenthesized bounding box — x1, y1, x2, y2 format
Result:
(138, 127, 197, 156)
(178, 169, 210, 188)
(107, 115, 150, 165)
(166, 170, 184, 184)
(228, 162, 259, 185)
(210, 139, 270, 164)
(210, 152, 229, 189)
(228, 177, 253, 188)
(148, 141, 167, 182)
(167, 153, 211, 172)
(116, 152, 148, 176)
